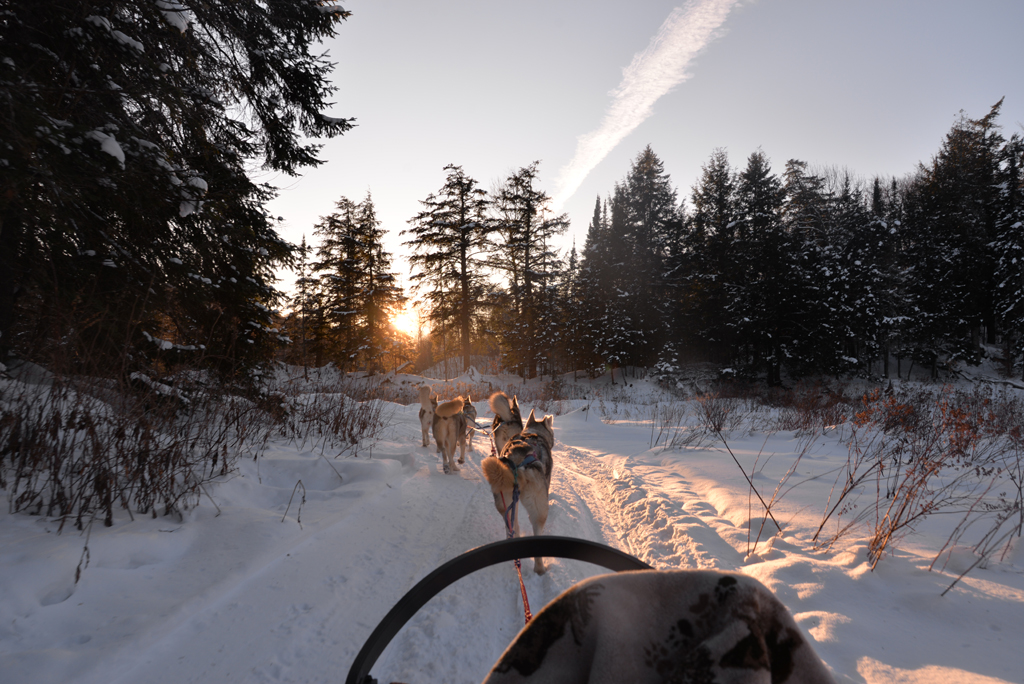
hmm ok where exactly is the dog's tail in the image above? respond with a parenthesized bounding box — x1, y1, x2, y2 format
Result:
(481, 456, 515, 493)
(435, 397, 465, 418)
(488, 391, 513, 422)
(419, 384, 435, 411)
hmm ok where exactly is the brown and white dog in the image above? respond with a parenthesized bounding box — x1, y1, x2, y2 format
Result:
(488, 391, 523, 455)
(418, 384, 437, 449)
(432, 395, 477, 474)
(481, 410, 554, 574)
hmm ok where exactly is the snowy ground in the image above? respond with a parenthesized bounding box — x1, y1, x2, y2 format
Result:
(1, 370, 1023, 684)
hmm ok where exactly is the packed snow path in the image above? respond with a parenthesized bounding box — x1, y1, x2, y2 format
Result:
(97, 406, 751, 684)
(2, 395, 1021, 684)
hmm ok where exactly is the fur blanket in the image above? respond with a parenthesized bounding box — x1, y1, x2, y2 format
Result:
(483, 569, 834, 684)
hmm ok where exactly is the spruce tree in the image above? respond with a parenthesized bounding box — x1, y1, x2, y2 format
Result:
(620, 146, 679, 364)
(404, 164, 491, 372)
(727, 150, 787, 379)
(0, 0, 353, 375)
(574, 197, 614, 376)
(489, 162, 568, 378)
(313, 193, 403, 372)
(678, 149, 737, 361)
(901, 101, 1004, 373)
(991, 133, 1024, 376)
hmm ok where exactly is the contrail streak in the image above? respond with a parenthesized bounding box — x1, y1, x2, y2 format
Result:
(552, 0, 740, 211)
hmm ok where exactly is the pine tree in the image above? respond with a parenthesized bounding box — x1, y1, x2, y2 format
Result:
(677, 149, 737, 362)
(901, 101, 1004, 374)
(727, 150, 787, 379)
(0, 0, 353, 375)
(286, 234, 321, 374)
(991, 133, 1024, 376)
(489, 162, 568, 378)
(404, 164, 491, 372)
(620, 146, 679, 364)
(354, 194, 405, 373)
(313, 193, 403, 372)
(573, 197, 614, 376)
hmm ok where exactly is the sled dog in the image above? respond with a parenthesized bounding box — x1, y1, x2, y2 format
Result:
(432, 395, 477, 474)
(418, 385, 437, 449)
(481, 410, 554, 574)
(487, 391, 523, 454)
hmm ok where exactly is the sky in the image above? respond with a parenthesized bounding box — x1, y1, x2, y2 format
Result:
(266, 0, 1024, 298)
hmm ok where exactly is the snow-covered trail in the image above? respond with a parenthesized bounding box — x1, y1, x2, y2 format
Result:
(83, 404, 750, 684)
(6, 389, 1020, 684)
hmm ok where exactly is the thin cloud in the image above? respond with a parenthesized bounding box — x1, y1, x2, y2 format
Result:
(552, 0, 740, 211)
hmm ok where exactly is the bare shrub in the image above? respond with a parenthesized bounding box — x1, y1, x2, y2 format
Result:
(813, 386, 1023, 582)
(0, 372, 270, 531)
(760, 381, 853, 433)
(273, 374, 394, 457)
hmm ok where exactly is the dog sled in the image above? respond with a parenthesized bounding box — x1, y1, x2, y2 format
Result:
(346, 536, 836, 684)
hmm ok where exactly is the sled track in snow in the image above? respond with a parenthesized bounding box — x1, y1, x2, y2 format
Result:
(555, 440, 745, 571)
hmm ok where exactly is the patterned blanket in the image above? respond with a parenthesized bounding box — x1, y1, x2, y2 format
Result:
(483, 569, 835, 684)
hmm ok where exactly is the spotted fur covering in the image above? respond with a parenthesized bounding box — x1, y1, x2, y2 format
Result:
(483, 570, 835, 684)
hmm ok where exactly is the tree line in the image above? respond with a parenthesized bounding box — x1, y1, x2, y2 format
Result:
(3, 2, 1020, 385)
(576, 99, 1024, 384)
(289, 99, 1024, 384)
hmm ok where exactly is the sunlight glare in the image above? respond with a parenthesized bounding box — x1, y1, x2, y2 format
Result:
(391, 302, 425, 338)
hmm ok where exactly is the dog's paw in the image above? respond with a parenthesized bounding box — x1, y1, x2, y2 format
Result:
(442, 463, 451, 474)
(457, 456, 465, 464)
(451, 463, 461, 471)
(534, 561, 547, 575)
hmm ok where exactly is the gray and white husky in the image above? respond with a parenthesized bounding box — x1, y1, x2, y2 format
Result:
(481, 410, 554, 574)
(432, 395, 477, 474)
(488, 391, 523, 454)
(418, 385, 437, 449)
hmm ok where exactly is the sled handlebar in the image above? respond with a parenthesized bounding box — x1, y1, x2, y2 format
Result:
(346, 535, 651, 684)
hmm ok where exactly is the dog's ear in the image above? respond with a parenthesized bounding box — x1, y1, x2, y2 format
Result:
(544, 414, 553, 431)
(512, 396, 521, 417)
(526, 409, 538, 427)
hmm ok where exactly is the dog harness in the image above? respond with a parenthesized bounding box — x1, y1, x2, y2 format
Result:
(496, 434, 548, 625)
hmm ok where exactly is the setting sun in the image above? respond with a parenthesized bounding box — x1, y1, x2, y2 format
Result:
(390, 302, 425, 338)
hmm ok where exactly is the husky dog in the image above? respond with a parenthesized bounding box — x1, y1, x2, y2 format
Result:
(488, 391, 523, 454)
(432, 395, 477, 474)
(481, 410, 554, 574)
(418, 385, 437, 448)
(461, 396, 478, 454)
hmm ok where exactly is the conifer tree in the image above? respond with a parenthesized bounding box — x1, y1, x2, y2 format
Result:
(313, 193, 403, 372)
(574, 197, 614, 376)
(727, 150, 787, 379)
(285, 234, 322, 373)
(901, 101, 1004, 373)
(991, 133, 1024, 376)
(678, 149, 737, 360)
(620, 146, 679, 364)
(490, 162, 568, 378)
(0, 0, 353, 374)
(404, 164, 491, 372)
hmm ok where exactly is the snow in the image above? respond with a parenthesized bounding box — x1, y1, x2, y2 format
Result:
(1, 370, 1021, 684)
(154, 0, 192, 33)
(111, 30, 144, 53)
(85, 130, 125, 169)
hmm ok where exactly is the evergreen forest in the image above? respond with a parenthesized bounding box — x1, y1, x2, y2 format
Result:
(2, 2, 1023, 387)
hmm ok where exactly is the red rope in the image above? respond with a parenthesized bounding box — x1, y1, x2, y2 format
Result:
(500, 489, 533, 625)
